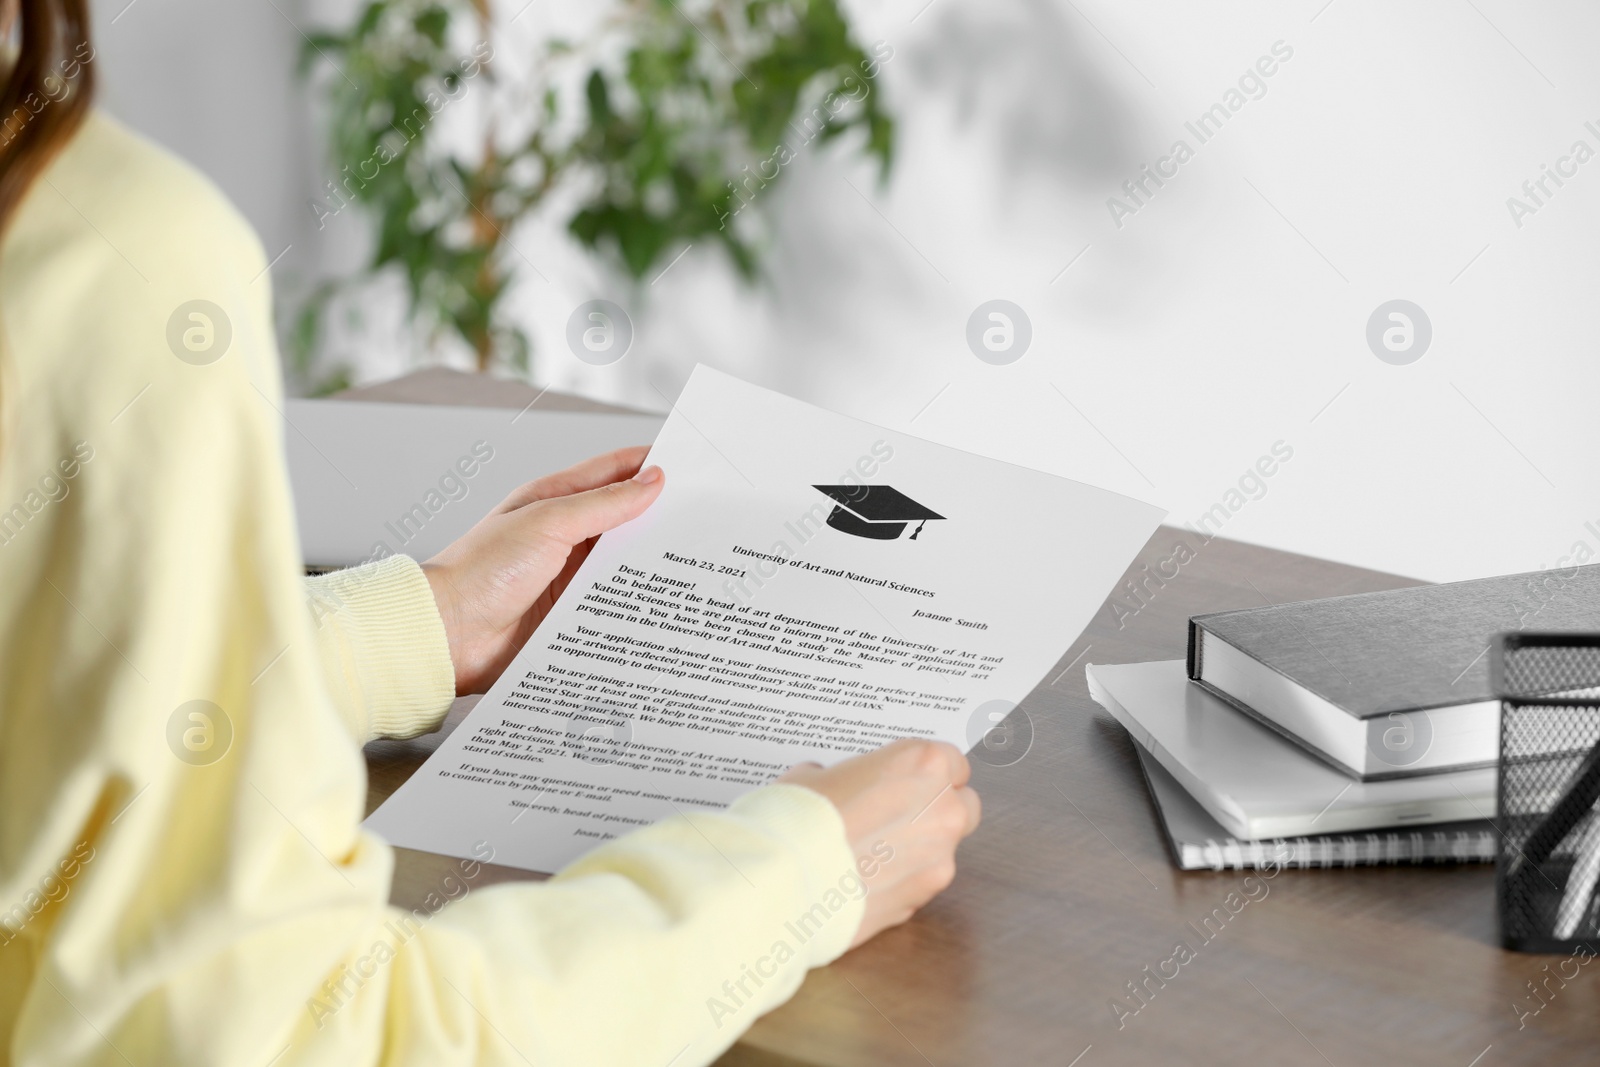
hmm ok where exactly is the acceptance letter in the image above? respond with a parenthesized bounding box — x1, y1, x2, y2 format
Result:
(365, 367, 1164, 872)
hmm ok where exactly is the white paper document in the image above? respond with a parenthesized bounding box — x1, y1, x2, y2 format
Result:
(365, 367, 1164, 872)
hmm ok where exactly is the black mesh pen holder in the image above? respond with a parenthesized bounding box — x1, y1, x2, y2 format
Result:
(1493, 632, 1600, 953)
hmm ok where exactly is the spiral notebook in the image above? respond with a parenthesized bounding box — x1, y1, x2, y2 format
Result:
(1132, 743, 1496, 871)
(1087, 660, 1496, 839)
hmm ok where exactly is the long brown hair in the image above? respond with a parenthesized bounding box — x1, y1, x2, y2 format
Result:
(0, 0, 94, 238)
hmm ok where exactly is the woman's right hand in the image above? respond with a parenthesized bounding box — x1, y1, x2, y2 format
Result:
(778, 739, 981, 948)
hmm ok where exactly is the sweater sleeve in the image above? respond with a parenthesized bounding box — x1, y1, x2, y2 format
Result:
(0, 112, 863, 1067)
(303, 555, 457, 743)
(298, 783, 864, 1065)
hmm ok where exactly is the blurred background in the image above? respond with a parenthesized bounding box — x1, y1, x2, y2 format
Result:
(86, 0, 1600, 585)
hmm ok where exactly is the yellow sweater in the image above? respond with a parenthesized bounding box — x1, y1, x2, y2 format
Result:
(0, 113, 861, 1066)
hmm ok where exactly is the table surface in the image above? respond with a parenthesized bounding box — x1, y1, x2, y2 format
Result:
(344, 369, 1597, 1067)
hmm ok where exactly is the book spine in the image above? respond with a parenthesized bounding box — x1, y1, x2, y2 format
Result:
(1186, 618, 1204, 679)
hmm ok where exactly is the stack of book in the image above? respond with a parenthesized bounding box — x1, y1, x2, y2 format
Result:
(1086, 565, 1600, 870)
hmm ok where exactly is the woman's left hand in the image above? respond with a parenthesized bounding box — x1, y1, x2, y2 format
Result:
(421, 446, 664, 695)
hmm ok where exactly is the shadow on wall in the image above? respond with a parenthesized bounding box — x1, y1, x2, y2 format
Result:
(704, 0, 1149, 403)
(909, 0, 1144, 195)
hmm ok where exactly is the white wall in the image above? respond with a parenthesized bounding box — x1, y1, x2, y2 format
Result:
(87, 0, 328, 307)
(87, 0, 1600, 585)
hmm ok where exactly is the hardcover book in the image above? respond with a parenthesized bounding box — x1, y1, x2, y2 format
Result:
(1186, 565, 1600, 779)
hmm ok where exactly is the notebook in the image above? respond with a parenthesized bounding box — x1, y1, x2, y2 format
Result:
(1187, 565, 1600, 779)
(1085, 660, 1497, 840)
(1131, 743, 1495, 871)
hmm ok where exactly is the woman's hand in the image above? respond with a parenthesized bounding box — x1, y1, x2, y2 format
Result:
(422, 446, 663, 695)
(778, 739, 981, 948)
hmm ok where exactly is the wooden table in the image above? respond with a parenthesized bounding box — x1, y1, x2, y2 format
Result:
(348, 370, 1597, 1066)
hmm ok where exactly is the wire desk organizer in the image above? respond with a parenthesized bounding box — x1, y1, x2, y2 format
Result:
(1494, 632, 1600, 953)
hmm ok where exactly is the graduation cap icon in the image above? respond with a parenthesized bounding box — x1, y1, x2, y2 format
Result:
(812, 485, 945, 541)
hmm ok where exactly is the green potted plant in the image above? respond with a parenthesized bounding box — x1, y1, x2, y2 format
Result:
(295, 0, 894, 388)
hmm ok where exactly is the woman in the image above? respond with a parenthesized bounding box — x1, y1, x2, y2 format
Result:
(0, 3, 980, 1064)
